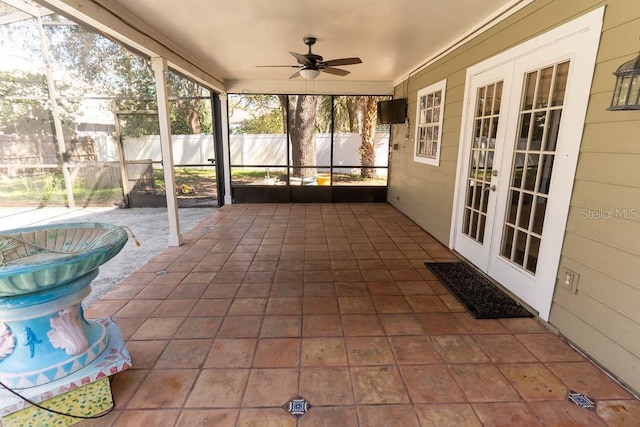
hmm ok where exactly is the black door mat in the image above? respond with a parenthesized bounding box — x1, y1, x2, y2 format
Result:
(425, 261, 534, 319)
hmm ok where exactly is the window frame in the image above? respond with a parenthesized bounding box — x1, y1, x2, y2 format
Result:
(414, 79, 446, 166)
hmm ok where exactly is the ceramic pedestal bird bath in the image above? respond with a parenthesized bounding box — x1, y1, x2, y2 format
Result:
(0, 223, 128, 389)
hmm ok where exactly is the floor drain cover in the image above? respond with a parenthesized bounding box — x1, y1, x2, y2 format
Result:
(568, 390, 595, 410)
(284, 396, 311, 418)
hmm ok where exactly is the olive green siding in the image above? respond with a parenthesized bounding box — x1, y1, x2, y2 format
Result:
(388, 0, 640, 393)
(551, 0, 640, 394)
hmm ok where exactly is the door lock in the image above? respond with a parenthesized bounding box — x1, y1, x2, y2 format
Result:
(492, 170, 499, 177)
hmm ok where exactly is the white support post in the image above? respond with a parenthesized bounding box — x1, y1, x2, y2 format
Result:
(151, 57, 182, 246)
(218, 94, 232, 205)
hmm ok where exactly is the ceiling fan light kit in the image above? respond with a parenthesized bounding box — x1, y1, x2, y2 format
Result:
(258, 37, 362, 80)
(299, 68, 320, 80)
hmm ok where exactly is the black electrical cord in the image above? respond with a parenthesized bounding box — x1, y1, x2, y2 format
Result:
(0, 378, 115, 419)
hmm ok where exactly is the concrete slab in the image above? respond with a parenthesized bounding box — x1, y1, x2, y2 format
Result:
(0, 207, 215, 307)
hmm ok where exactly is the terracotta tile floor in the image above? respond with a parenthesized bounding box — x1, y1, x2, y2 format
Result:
(83, 203, 640, 426)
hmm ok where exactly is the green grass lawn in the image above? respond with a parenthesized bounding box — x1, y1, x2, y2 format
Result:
(1, 165, 388, 206)
(1, 167, 218, 207)
(0, 173, 125, 207)
(152, 167, 217, 196)
(230, 167, 387, 186)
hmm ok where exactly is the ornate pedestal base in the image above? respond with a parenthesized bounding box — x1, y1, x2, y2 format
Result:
(0, 270, 108, 389)
(0, 317, 131, 421)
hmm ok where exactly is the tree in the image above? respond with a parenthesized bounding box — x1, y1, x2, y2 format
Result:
(230, 95, 284, 134)
(231, 94, 317, 178)
(1, 11, 212, 139)
(286, 95, 318, 178)
(0, 15, 83, 137)
(329, 96, 361, 133)
(229, 94, 389, 181)
(233, 109, 283, 134)
(327, 95, 385, 178)
(360, 96, 379, 178)
(346, 97, 361, 132)
(315, 95, 334, 133)
(166, 74, 212, 135)
(42, 15, 211, 136)
(0, 70, 81, 136)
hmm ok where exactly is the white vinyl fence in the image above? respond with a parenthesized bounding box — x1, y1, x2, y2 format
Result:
(97, 133, 389, 175)
(230, 133, 389, 175)
(121, 134, 215, 166)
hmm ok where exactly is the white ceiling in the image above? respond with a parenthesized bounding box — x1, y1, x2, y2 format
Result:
(43, 0, 526, 93)
(35, 0, 531, 93)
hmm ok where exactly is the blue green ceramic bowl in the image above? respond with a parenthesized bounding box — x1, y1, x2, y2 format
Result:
(0, 223, 128, 297)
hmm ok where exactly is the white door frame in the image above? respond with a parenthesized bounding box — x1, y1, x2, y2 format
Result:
(450, 7, 604, 321)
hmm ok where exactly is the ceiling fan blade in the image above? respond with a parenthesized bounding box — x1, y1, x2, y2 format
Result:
(323, 57, 362, 67)
(256, 65, 301, 68)
(290, 52, 312, 66)
(289, 70, 301, 79)
(322, 67, 350, 76)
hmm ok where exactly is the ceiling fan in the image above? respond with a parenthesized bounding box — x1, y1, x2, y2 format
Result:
(258, 37, 362, 80)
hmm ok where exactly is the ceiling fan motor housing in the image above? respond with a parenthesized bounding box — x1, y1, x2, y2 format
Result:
(302, 37, 323, 67)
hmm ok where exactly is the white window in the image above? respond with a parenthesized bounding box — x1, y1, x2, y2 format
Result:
(414, 79, 446, 166)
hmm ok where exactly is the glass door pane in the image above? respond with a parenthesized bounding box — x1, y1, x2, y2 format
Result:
(500, 61, 569, 273)
(462, 81, 503, 244)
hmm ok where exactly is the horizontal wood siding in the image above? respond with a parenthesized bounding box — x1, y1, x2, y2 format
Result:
(388, 0, 603, 245)
(387, 71, 464, 244)
(549, 304, 640, 391)
(389, 0, 640, 393)
(552, 0, 640, 392)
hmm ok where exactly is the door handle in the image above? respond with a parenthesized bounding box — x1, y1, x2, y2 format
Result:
(484, 184, 496, 192)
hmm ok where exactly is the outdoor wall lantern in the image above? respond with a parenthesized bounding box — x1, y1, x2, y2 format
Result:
(299, 68, 320, 80)
(608, 52, 640, 110)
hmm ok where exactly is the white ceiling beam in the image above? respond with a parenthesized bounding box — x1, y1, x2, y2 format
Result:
(33, 0, 225, 93)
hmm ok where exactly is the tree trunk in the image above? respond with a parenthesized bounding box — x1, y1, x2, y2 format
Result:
(278, 95, 288, 134)
(346, 97, 359, 132)
(360, 96, 377, 178)
(288, 95, 317, 178)
(188, 100, 202, 134)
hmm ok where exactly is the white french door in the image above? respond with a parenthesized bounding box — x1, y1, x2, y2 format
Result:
(454, 65, 512, 271)
(452, 9, 603, 320)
